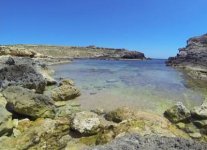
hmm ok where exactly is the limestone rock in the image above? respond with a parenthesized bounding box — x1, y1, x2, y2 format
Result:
(0, 118, 70, 149)
(59, 79, 75, 86)
(164, 102, 191, 123)
(0, 105, 13, 136)
(105, 107, 136, 123)
(3, 86, 55, 119)
(50, 83, 80, 101)
(71, 111, 101, 135)
(191, 101, 207, 119)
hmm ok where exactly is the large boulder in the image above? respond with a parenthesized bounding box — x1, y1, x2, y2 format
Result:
(0, 64, 46, 93)
(3, 86, 55, 119)
(191, 101, 207, 119)
(164, 102, 191, 123)
(71, 111, 101, 135)
(50, 80, 80, 101)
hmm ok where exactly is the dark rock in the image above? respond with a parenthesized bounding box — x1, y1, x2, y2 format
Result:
(164, 102, 191, 123)
(0, 64, 46, 93)
(5, 57, 15, 65)
(121, 51, 146, 59)
(3, 86, 55, 119)
(90, 134, 207, 150)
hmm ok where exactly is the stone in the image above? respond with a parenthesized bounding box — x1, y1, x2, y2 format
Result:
(71, 111, 101, 135)
(193, 120, 207, 128)
(0, 93, 7, 107)
(0, 105, 13, 136)
(183, 123, 200, 134)
(191, 101, 207, 119)
(13, 128, 21, 137)
(0, 64, 46, 93)
(3, 86, 55, 119)
(164, 102, 191, 123)
(59, 79, 74, 86)
(90, 134, 207, 150)
(50, 84, 80, 101)
(0, 118, 70, 150)
(5, 57, 15, 65)
(189, 132, 202, 139)
(55, 102, 81, 118)
(105, 107, 136, 123)
(176, 122, 186, 130)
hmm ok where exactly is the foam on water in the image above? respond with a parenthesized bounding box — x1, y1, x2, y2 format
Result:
(51, 59, 204, 114)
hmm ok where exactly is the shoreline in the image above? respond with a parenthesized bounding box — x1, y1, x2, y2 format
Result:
(0, 45, 207, 149)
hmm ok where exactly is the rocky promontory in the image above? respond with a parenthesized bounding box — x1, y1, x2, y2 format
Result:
(166, 33, 207, 81)
(0, 45, 146, 61)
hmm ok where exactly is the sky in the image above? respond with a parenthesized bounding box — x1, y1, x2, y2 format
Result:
(0, 0, 207, 58)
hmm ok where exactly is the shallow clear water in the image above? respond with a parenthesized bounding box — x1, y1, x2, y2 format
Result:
(51, 59, 204, 114)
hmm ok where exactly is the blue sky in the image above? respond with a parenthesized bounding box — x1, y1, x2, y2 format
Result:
(0, 0, 207, 58)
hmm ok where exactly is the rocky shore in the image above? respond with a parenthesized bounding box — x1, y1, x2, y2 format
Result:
(166, 33, 207, 81)
(0, 44, 207, 149)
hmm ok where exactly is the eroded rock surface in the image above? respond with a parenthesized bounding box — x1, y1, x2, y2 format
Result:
(0, 64, 46, 93)
(3, 86, 55, 119)
(71, 111, 101, 136)
(90, 134, 207, 150)
(166, 33, 207, 81)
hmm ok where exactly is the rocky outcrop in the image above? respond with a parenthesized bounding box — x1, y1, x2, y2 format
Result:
(166, 33, 207, 81)
(121, 51, 145, 59)
(3, 86, 55, 119)
(164, 101, 207, 140)
(90, 134, 207, 150)
(0, 64, 47, 93)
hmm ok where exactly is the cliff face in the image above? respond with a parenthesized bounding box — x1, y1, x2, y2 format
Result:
(166, 34, 207, 81)
(0, 45, 146, 60)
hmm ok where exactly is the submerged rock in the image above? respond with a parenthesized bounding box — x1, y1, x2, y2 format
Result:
(105, 107, 136, 123)
(71, 111, 101, 135)
(0, 64, 46, 93)
(3, 86, 55, 119)
(164, 102, 191, 123)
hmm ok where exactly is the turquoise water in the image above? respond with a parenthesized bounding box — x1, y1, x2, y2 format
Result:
(51, 59, 204, 114)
